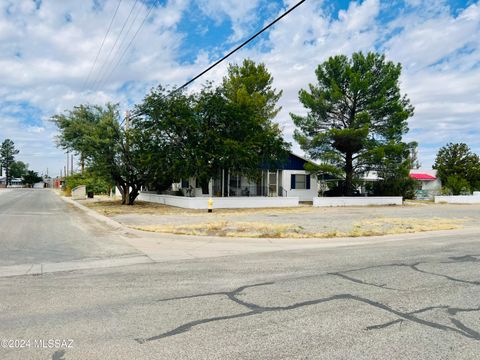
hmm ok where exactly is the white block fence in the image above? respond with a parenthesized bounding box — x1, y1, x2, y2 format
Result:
(434, 195, 480, 204)
(313, 196, 403, 207)
(138, 192, 299, 209)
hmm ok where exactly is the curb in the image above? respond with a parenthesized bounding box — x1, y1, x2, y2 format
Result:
(59, 195, 133, 234)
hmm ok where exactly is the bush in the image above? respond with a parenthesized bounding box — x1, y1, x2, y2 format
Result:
(444, 175, 471, 195)
(63, 172, 112, 195)
(370, 176, 417, 199)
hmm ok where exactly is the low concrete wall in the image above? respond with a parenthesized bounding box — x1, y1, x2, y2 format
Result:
(138, 193, 299, 209)
(434, 195, 480, 204)
(71, 185, 87, 200)
(313, 196, 403, 207)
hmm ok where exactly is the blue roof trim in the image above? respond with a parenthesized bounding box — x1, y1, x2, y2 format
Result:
(262, 153, 314, 171)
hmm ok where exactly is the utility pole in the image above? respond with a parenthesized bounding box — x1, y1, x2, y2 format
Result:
(66, 151, 69, 177)
(71, 154, 74, 175)
(125, 111, 130, 204)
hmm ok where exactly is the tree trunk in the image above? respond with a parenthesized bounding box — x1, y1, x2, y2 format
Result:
(344, 152, 354, 196)
(116, 180, 140, 205)
(117, 182, 127, 205)
(128, 186, 139, 205)
(80, 155, 85, 174)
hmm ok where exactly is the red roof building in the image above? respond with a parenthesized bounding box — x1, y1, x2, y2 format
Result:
(410, 173, 437, 181)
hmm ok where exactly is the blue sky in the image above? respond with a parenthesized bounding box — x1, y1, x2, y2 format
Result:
(0, 0, 479, 175)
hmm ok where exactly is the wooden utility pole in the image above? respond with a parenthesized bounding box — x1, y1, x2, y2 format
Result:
(125, 111, 130, 204)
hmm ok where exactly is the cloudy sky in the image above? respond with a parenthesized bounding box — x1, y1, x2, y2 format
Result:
(0, 0, 479, 176)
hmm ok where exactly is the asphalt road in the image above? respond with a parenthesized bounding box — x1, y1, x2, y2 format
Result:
(1, 233, 480, 358)
(0, 189, 140, 266)
(0, 189, 479, 359)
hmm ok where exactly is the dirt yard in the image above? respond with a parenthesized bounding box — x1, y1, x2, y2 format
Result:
(78, 196, 480, 238)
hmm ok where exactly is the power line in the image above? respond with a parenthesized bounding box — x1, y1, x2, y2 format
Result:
(130, 0, 307, 118)
(90, 0, 140, 92)
(82, 0, 123, 91)
(98, 0, 159, 90)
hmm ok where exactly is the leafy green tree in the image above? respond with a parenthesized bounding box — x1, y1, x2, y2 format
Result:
(22, 170, 43, 187)
(52, 104, 154, 205)
(433, 143, 480, 193)
(10, 161, 29, 179)
(292, 52, 414, 195)
(52, 104, 98, 172)
(222, 59, 282, 122)
(136, 60, 289, 191)
(0, 139, 20, 186)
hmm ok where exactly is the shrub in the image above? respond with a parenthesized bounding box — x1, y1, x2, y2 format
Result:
(370, 176, 418, 200)
(444, 175, 471, 195)
(63, 171, 112, 195)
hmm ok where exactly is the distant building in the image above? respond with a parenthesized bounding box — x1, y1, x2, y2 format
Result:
(0, 176, 23, 188)
(409, 170, 442, 199)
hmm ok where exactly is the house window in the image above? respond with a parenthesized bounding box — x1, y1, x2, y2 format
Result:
(296, 174, 306, 189)
(291, 174, 310, 190)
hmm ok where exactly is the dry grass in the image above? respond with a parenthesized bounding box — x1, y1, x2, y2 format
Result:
(130, 217, 464, 238)
(80, 199, 197, 216)
(346, 217, 463, 237)
(79, 198, 313, 217)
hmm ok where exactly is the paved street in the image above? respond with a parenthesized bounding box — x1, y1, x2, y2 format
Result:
(0, 189, 140, 266)
(0, 189, 479, 359)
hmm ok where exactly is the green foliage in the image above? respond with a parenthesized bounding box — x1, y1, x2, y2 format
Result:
(22, 170, 43, 187)
(9, 161, 29, 178)
(63, 171, 112, 194)
(369, 176, 418, 199)
(136, 59, 289, 188)
(0, 139, 20, 185)
(433, 143, 480, 192)
(443, 174, 471, 195)
(291, 52, 414, 195)
(53, 60, 289, 203)
(52, 104, 153, 205)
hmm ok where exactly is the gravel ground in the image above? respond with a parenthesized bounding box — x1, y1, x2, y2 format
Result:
(81, 198, 480, 235)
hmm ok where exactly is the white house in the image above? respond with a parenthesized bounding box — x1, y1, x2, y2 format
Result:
(177, 152, 319, 202)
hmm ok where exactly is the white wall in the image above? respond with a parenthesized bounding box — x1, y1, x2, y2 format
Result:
(313, 196, 403, 207)
(71, 185, 86, 200)
(138, 193, 299, 209)
(421, 179, 442, 191)
(434, 195, 480, 204)
(282, 170, 318, 201)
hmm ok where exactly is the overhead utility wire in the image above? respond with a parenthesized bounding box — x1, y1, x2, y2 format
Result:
(82, 0, 123, 90)
(99, 0, 160, 90)
(90, 0, 140, 91)
(129, 0, 307, 119)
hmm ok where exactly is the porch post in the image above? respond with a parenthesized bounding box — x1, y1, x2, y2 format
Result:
(265, 170, 270, 196)
(227, 170, 230, 197)
(276, 170, 279, 197)
(222, 169, 224, 197)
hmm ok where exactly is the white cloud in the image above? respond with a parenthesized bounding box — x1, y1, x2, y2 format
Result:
(0, 0, 479, 174)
